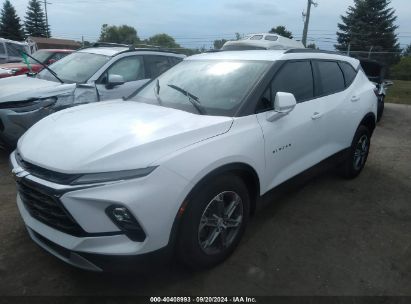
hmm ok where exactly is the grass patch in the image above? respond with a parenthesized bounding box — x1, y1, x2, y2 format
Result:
(385, 80, 411, 105)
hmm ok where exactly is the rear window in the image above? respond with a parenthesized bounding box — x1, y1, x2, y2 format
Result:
(339, 62, 357, 87)
(316, 61, 345, 96)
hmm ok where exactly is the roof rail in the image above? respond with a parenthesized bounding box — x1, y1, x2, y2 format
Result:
(92, 42, 131, 48)
(285, 48, 347, 56)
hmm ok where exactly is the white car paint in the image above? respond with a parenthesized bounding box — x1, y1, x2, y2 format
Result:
(11, 49, 377, 271)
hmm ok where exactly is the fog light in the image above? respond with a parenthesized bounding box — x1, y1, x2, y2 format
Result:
(106, 205, 146, 242)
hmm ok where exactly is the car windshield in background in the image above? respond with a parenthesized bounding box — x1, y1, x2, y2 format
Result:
(27, 50, 53, 64)
(37, 52, 110, 83)
(132, 60, 271, 116)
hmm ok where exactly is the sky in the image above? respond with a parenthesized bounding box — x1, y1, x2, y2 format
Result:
(9, 0, 411, 50)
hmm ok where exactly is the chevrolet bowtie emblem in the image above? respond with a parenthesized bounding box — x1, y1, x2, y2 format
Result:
(11, 167, 29, 181)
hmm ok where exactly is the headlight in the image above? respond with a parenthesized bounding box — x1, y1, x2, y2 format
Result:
(8, 97, 57, 113)
(70, 167, 158, 185)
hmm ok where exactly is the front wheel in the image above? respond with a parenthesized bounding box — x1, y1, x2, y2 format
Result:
(341, 125, 371, 179)
(177, 175, 250, 269)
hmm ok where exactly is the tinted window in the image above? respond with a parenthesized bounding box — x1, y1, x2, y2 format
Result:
(339, 62, 357, 87)
(50, 52, 69, 62)
(0, 43, 5, 55)
(250, 35, 263, 40)
(265, 35, 278, 41)
(317, 61, 345, 95)
(168, 56, 183, 66)
(107, 56, 145, 82)
(271, 61, 314, 103)
(145, 55, 173, 78)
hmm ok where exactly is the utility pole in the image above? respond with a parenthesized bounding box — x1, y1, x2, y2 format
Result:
(302, 0, 318, 47)
(44, 0, 51, 38)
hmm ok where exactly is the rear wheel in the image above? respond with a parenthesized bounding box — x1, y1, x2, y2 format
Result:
(377, 95, 385, 122)
(341, 125, 371, 179)
(177, 175, 250, 269)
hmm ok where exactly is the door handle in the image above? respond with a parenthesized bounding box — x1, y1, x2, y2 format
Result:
(311, 112, 323, 120)
(351, 96, 360, 102)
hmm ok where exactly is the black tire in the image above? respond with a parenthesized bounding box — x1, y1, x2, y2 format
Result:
(177, 175, 250, 269)
(377, 95, 385, 122)
(341, 125, 371, 179)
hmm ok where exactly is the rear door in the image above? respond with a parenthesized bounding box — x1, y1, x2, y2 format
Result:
(144, 55, 176, 79)
(256, 60, 326, 190)
(312, 60, 358, 154)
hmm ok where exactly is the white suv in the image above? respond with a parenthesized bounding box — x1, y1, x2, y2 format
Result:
(10, 49, 377, 271)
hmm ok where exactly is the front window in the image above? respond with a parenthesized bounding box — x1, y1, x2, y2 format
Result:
(131, 60, 271, 116)
(37, 52, 110, 83)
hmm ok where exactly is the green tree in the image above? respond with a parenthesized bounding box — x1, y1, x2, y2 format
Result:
(0, 0, 24, 40)
(213, 39, 227, 49)
(390, 56, 411, 80)
(307, 43, 319, 50)
(24, 0, 50, 38)
(403, 44, 411, 56)
(269, 25, 293, 39)
(146, 33, 181, 49)
(99, 24, 140, 45)
(336, 0, 400, 65)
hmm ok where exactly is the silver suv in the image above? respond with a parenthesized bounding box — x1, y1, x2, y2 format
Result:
(0, 43, 185, 148)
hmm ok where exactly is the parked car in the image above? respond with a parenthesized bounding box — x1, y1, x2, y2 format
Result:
(222, 33, 304, 50)
(0, 44, 185, 148)
(0, 38, 30, 64)
(0, 67, 13, 78)
(0, 49, 74, 78)
(359, 59, 392, 122)
(11, 49, 377, 271)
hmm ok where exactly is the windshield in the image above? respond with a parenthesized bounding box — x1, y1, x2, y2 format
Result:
(37, 52, 110, 83)
(131, 60, 271, 116)
(27, 50, 53, 64)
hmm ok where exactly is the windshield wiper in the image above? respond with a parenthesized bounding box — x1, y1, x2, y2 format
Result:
(20, 51, 64, 84)
(167, 84, 205, 114)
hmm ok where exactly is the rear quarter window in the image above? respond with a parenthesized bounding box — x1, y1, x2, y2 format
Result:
(316, 61, 345, 96)
(339, 61, 358, 87)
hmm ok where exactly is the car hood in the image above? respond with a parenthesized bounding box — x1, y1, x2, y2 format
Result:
(18, 101, 233, 174)
(0, 76, 75, 103)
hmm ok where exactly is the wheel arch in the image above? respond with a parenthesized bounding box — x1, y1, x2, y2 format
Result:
(359, 112, 376, 135)
(167, 162, 261, 248)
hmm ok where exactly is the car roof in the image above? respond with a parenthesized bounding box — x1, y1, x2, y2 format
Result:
(36, 49, 74, 53)
(186, 49, 359, 67)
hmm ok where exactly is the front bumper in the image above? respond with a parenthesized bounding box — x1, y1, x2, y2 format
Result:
(10, 152, 193, 271)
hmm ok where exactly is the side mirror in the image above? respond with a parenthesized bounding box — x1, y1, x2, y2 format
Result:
(266, 92, 297, 122)
(106, 74, 125, 89)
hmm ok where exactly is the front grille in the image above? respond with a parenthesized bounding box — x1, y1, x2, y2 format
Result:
(16, 152, 81, 185)
(18, 180, 85, 236)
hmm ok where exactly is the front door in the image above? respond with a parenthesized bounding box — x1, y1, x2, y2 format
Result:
(256, 60, 326, 192)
